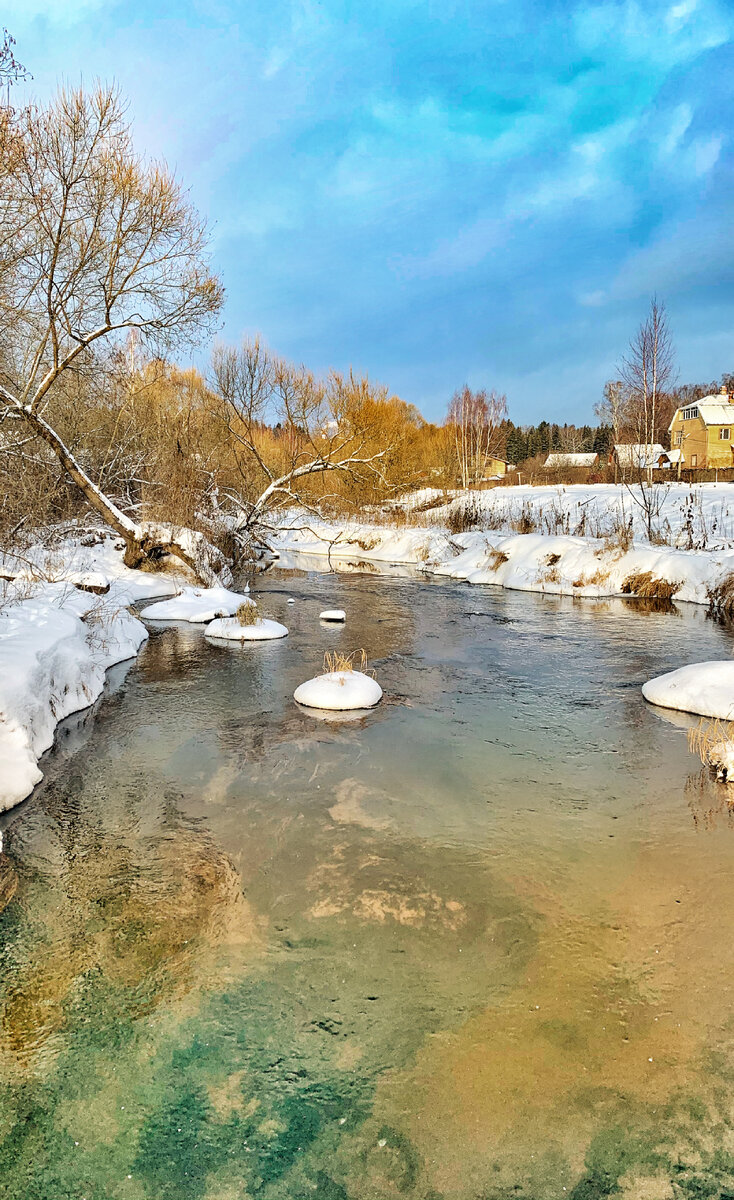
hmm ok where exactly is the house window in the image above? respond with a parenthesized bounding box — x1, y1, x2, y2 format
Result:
(720, 428, 731, 440)
(682, 406, 699, 420)
(674, 432, 682, 446)
(691, 454, 698, 467)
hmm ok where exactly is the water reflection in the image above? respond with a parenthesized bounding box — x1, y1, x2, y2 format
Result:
(1, 571, 734, 1198)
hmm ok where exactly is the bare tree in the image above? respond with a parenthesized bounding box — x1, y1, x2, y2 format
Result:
(615, 297, 677, 539)
(210, 338, 394, 552)
(0, 85, 224, 577)
(445, 385, 508, 488)
(0, 29, 29, 97)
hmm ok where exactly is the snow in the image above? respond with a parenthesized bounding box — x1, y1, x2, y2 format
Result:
(294, 670, 382, 710)
(0, 525, 196, 814)
(140, 586, 252, 623)
(642, 661, 734, 719)
(205, 616, 288, 641)
(707, 741, 734, 781)
(271, 483, 734, 610)
(320, 609, 346, 621)
(0, 585, 148, 813)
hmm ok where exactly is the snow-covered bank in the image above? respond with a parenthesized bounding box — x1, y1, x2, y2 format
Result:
(272, 518, 734, 609)
(0, 529, 185, 813)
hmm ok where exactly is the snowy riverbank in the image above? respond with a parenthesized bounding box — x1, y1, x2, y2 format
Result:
(272, 517, 734, 608)
(0, 529, 184, 812)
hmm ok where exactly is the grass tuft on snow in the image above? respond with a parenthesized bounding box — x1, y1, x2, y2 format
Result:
(621, 571, 680, 601)
(236, 601, 259, 626)
(323, 648, 367, 676)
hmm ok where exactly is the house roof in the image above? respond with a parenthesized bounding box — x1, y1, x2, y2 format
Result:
(659, 448, 684, 463)
(613, 443, 665, 467)
(669, 394, 734, 429)
(544, 452, 598, 468)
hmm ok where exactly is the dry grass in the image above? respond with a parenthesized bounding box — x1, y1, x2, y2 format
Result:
(572, 568, 611, 589)
(596, 521, 634, 557)
(621, 571, 680, 601)
(447, 502, 481, 535)
(488, 548, 509, 571)
(236, 600, 259, 625)
(707, 573, 734, 619)
(323, 648, 367, 674)
(510, 508, 536, 535)
(544, 552, 561, 566)
(541, 566, 561, 584)
(688, 719, 734, 780)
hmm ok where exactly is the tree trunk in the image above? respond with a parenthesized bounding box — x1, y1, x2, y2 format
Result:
(14, 403, 216, 582)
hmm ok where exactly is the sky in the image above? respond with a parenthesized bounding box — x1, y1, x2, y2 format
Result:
(5, 0, 734, 425)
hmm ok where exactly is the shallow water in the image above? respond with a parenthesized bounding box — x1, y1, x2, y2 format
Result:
(2, 571, 734, 1199)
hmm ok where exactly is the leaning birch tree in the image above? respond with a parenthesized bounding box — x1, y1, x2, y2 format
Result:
(0, 85, 224, 577)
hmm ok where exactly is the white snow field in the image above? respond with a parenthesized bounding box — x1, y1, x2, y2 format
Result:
(382, 482, 734, 548)
(205, 616, 288, 641)
(294, 671, 382, 710)
(642, 662, 734, 720)
(140, 585, 252, 623)
(319, 609, 346, 622)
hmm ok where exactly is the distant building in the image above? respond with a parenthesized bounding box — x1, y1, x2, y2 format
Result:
(668, 388, 734, 469)
(479, 456, 513, 479)
(611, 443, 666, 472)
(544, 452, 598, 470)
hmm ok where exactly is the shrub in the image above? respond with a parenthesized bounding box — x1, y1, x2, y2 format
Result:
(488, 548, 509, 571)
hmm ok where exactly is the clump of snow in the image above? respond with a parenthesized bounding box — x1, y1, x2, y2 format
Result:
(0, 586, 148, 812)
(320, 609, 346, 622)
(140, 586, 252, 624)
(287, 598, 296, 604)
(205, 616, 288, 641)
(642, 661, 734, 719)
(708, 740, 734, 781)
(294, 671, 382, 710)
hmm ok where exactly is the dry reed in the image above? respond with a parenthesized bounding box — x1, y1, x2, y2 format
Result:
(621, 571, 680, 601)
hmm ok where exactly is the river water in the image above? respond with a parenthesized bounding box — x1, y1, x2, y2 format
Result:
(1, 568, 734, 1199)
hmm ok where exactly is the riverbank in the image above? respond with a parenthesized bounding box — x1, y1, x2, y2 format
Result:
(0, 529, 183, 812)
(272, 505, 734, 608)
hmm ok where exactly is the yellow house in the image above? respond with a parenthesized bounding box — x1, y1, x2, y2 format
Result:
(668, 388, 734, 469)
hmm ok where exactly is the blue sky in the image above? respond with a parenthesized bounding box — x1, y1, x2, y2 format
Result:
(6, 0, 734, 424)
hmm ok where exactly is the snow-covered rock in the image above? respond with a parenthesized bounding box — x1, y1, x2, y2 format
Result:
(205, 616, 288, 641)
(642, 661, 734, 719)
(294, 670, 382, 710)
(140, 586, 252, 623)
(320, 609, 346, 622)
